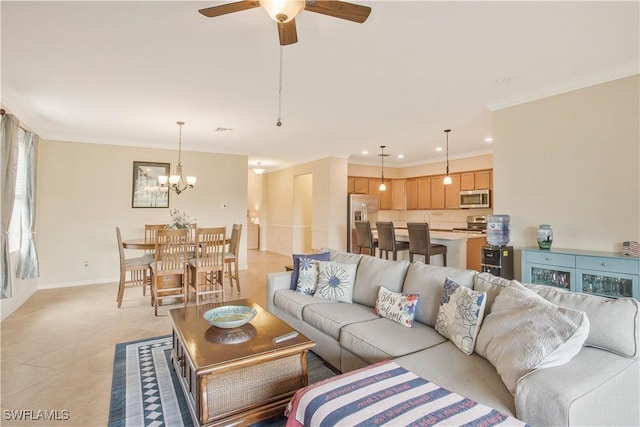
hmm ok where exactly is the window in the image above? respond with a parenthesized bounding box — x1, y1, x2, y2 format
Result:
(8, 128, 26, 252)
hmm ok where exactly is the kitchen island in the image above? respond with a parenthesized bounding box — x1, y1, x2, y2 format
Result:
(373, 229, 486, 270)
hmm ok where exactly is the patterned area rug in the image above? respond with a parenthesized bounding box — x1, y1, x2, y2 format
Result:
(108, 335, 336, 427)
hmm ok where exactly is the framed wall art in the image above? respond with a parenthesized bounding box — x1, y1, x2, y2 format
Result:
(132, 161, 170, 208)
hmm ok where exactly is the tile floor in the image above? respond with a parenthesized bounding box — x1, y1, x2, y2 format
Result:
(1, 249, 290, 426)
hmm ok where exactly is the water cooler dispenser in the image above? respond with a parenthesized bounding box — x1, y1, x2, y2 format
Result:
(482, 214, 514, 279)
(481, 246, 514, 279)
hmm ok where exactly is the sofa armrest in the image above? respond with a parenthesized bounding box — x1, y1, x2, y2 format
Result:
(516, 347, 639, 426)
(267, 271, 293, 313)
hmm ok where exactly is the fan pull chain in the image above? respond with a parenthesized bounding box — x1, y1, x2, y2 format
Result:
(276, 46, 283, 127)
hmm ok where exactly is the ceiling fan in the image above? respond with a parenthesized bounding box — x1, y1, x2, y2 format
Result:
(199, 0, 372, 46)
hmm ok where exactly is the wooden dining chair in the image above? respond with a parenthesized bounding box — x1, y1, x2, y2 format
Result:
(376, 221, 409, 261)
(143, 224, 166, 294)
(188, 226, 226, 305)
(355, 221, 378, 256)
(150, 228, 189, 316)
(115, 227, 152, 308)
(407, 222, 447, 265)
(224, 224, 242, 292)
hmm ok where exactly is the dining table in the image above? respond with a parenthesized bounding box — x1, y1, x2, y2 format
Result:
(122, 234, 231, 304)
(122, 237, 230, 250)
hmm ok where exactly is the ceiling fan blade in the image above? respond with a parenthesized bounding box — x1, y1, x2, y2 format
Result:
(199, 1, 260, 18)
(278, 19, 298, 45)
(304, 0, 371, 23)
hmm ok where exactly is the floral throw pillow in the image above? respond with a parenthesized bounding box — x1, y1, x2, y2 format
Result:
(374, 286, 419, 328)
(435, 277, 487, 355)
(313, 261, 357, 303)
(295, 258, 320, 295)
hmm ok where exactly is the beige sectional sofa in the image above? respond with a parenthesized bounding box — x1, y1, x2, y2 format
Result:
(266, 249, 640, 426)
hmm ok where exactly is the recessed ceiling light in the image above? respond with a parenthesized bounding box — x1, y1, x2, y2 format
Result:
(435, 147, 443, 152)
(361, 150, 368, 155)
(397, 154, 404, 159)
(216, 127, 232, 132)
(485, 137, 493, 142)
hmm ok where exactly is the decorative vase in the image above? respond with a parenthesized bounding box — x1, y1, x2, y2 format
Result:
(537, 224, 553, 249)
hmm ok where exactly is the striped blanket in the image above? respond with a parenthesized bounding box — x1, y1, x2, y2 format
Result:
(285, 361, 528, 427)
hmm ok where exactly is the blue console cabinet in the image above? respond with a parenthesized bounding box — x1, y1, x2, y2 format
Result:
(521, 247, 639, 300)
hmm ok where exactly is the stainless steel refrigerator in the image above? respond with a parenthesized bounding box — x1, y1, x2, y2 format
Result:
(347, 194, 379, 253)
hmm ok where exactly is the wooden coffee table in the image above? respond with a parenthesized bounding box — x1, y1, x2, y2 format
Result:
(169, 299, 315, 426)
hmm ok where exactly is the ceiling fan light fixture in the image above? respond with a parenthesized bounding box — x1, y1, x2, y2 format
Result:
(259, 0, 305, 23)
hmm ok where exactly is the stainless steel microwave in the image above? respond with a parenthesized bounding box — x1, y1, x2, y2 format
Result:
(460, 189, 490, 208)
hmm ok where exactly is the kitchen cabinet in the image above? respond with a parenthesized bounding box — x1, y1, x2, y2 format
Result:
(521, 247, 640, 300)
(392, 179, 406, 210)
(466, 237, 485, 271)
(430, 176, 446, 210)
(368, 178, 380, 199)
(354, 177, 369, 194)
(406, 177, 431, 210)
(445, 174, 461, 209)
(417, 177, 431, 209)
(460, 170, 493, 191)
(347, 176, 369, 194)
(379, 181, 392, 210)
(406, 179, 418, 210)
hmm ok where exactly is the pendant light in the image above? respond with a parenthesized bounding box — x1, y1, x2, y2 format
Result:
(378, 145, 389, 191)
(158, 121, 196, 195)
(443, 129, 452, 185)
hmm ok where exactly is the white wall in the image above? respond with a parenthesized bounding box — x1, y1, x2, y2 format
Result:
(2, 139, 248, 320)
(264, 157, 348, 255)
(493, 75, 639, 253)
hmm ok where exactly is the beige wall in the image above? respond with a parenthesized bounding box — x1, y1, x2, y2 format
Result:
(264, 157, 348, 255)
(2, 139, 248, 319)
(493, 75, 639, 253)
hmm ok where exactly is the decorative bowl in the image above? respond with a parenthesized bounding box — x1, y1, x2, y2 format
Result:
(203, 305, 257, 329)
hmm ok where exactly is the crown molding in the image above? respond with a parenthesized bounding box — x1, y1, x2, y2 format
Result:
(486, 62, 639, 111)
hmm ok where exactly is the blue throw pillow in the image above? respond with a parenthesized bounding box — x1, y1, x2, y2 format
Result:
(290, 252, 330, 289)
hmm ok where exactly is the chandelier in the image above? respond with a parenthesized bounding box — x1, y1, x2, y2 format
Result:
(159, 121, 196, 195)
(252, 162, 266, 175)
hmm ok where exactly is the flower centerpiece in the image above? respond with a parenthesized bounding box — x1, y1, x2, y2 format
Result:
(167, 209, 195, 229)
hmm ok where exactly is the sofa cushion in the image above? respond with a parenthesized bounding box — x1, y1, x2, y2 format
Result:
(435, 278, 487, 355)
(374, 286, 419, 327)
(395, 341, 516, 417)
(302, 302, 380, 341)
(402, 263, 477, 327)
(295, 257, 321, 295)
(322, 248, 363, 265)
(475, 282, 590, 395)
(313, 261, 357, 303)
(473, 272, 519, 313)
(340, 317, 446, 364)
(352, 256, 410, 308)
(273, 289, 337, 320)
(289, 251, 330, 290)
(525, 283, 639, 358)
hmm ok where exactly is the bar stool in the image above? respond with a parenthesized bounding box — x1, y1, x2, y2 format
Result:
(376, 221, 409, 260)
(355, 221, 378, 256)
(407, 222, 447, 265)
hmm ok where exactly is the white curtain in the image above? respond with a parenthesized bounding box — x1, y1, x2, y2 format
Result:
(1, 114, 20, 298)
(17, 131, 39, 280)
